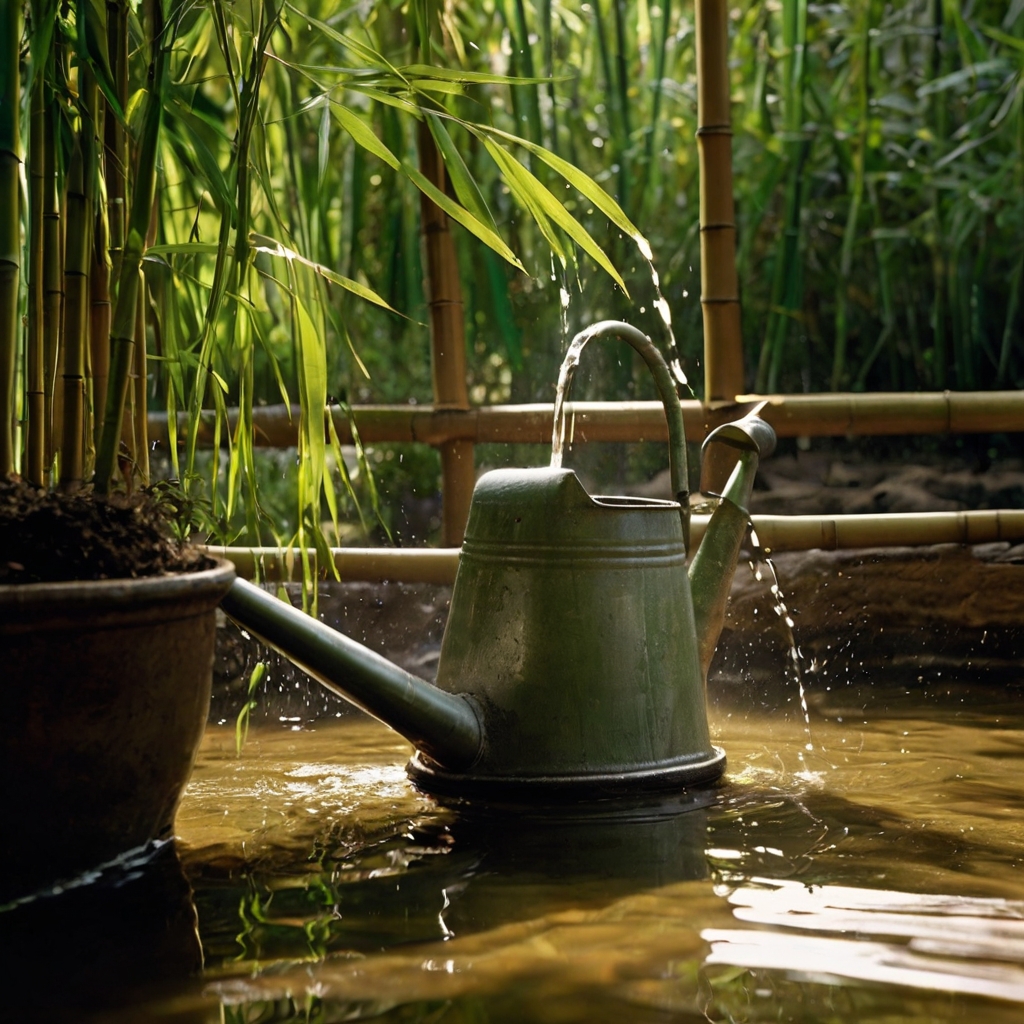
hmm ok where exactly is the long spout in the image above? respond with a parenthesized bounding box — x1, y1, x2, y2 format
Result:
(689, 411, 776, 679)
(220, 579, 483, 771)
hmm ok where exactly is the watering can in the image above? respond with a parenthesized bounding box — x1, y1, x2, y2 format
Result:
(221, 322, 775, 800)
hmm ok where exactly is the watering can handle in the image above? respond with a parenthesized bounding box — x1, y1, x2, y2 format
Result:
(553, 320, 689, 516)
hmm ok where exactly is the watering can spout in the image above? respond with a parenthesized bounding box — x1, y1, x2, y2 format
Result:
(689, 406, 777, 679)
(220, 579, 483, 771)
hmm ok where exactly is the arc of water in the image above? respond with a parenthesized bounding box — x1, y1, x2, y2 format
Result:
(549, 321, 690, 534)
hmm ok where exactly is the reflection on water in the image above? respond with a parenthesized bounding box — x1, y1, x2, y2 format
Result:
(7, 676, 1024, 1022)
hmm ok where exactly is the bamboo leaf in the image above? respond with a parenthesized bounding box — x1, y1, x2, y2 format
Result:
(916, 59, 1009, 97)
(401, 63, 558, 85)
(484, 137, 628, 293)
(401, 162, 526, 272)
(146, 242, 228, 256)
(250, 232, 401, 313)
(426, 113, 496, 231)
(317, 99, 330, 190)
(331, 102, 400, 170)
(482, 138, 565, 263)
(470, 123, 646, 244)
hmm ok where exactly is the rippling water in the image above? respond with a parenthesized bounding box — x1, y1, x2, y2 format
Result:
(6, 674, 1024, 1022)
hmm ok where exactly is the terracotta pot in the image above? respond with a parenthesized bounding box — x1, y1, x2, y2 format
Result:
(0, 559, 235, 901)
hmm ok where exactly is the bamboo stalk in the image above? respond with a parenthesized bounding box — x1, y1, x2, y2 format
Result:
(756, 0, 808, 394)
(417, 118, 475, 546)
(0, 0, 21, 477)
(64, 70, 100, 489)
(148, 390, 1024, 451)
(694, 0, 744, 402)
(104, 0, 128, 290)
(95, 0, 166, 494)
(60, 91, 94, 491)
(207, 507, 1024, 583)
(90, 167, 111, 451)
(830, 0, 874, 392)
(42, 71, 62, 471)
(26, 67, 46, 485)
(132, 266, 149, 484)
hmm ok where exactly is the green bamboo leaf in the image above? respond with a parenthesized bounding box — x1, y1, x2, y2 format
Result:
(250, 232, 401, 313)
(166, 104, 235, 215)
(344, 84, 421, 115)
(146, 242, 228, 256)
(327, 408, 368, 533)
(984, 27, 1024, 54)
(408, 80, 465, 96)
(80, 0, 125, 123)
(317, 100, 330, 190)
(469, 123, 647, 247)
(287, 5, 406, 82)
(426, 113, 496, 231)
(331, 102, 400, 170)
(401, 163, 526, 272)
(483, 139, 565, 263)
(916, 59, 1009, 97)
(400, 63, 557, 86)
(484, 138, 628, 293)
(269, 54, 385, 79)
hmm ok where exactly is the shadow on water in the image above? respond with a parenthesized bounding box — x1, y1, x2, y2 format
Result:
(0, 840, 202, 1020)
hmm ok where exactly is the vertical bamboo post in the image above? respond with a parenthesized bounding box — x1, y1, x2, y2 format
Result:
(0, 0, 20, 477)
(90, 166, 111, 451)
(695, 0, 744, 402)
(132, 266, 149, 484)
(417, 119, 474, 546)
(60, 118, 91, 490)
(27, 72, 46, 485)
(42, 81, 62, 471)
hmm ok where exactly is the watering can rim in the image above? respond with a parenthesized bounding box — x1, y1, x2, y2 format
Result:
(472, 464, 683, 513)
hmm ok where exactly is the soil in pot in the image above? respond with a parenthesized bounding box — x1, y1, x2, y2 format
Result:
(0, 478, 234, 902)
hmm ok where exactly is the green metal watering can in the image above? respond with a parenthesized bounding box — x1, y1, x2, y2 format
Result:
(221, 321, 775, 800)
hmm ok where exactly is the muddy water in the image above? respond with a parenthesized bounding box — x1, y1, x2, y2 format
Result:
(7, 676, 1024, 1023)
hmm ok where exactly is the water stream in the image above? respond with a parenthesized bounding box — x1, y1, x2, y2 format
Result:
(749, 526, 817, 778)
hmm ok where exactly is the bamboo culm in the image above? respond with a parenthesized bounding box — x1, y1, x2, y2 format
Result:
(95, 0, 166, 494)
(0, 0, 21, 476)
(27, 62, 46, 484)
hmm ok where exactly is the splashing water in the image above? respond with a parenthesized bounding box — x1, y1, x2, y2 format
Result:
(748, 526, 818, 779)
(550, 327, 594, 469)
(634, 234, 691, 395)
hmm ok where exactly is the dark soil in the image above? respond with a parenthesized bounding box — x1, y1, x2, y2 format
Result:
(0, 477, 211, 584)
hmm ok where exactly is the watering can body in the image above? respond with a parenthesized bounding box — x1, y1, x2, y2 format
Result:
(409, 467, 722, 796)
(220, 322, 775, 802)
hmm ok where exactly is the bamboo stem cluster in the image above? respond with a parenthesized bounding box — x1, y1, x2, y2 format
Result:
(1, 0, 160, 493)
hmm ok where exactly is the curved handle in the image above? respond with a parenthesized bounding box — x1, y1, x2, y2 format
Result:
(551, 320, 689, 527)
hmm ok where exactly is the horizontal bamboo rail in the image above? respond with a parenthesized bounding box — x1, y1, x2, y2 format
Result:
(206, 509, 1024, 583)
(150, 390, 1024, 450)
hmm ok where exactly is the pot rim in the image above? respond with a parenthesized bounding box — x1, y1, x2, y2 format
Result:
(0, 557, 237, 612)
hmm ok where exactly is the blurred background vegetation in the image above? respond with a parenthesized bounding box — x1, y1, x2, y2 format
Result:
(8, 0, 1023, 545)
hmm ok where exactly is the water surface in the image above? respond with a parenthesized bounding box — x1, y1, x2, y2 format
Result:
(8, 677, 1024, 1022)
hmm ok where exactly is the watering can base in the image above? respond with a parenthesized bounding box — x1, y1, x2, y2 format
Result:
(407, 746, 726, 803)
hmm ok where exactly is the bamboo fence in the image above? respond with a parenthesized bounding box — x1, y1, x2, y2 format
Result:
(205, 508, 1024, 583)
(149, 390, 1024, 450)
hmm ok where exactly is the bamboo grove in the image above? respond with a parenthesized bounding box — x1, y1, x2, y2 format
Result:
(0, 0, 1020, 541)
(0, 0, 646, 555)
